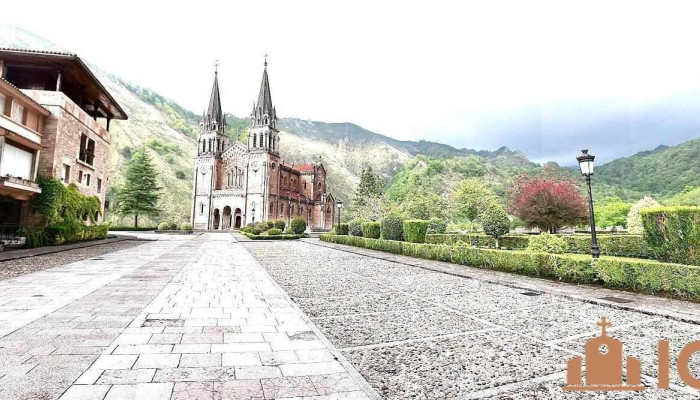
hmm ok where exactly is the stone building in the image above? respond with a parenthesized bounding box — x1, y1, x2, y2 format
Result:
(0, 77, 49, 228)
(0, 48, 128, 226)
(191, 62, 335, 230)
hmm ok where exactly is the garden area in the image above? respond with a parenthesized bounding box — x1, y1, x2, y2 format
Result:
(329, 166, 700, 301)
(239, 217, 309, 240)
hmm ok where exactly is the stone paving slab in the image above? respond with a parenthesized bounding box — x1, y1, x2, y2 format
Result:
(64, 233, 375, 400)
(243, 240, 700, 399)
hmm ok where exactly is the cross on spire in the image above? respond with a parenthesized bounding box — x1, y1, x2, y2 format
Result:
(597, 317, 612, 336)
(264, 53, 268, 67)
(214, 59, 220, 74)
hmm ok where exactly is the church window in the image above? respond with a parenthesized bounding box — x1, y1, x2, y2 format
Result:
(304, 181, 307, 190)
(253, 134, 257, 148)
(264, 116, 268, 125)
(200, 203, 204, 214)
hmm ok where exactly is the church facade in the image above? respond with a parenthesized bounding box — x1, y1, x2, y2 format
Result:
(191, 63, 335, 231)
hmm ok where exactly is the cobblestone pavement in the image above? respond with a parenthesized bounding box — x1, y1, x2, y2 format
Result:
(0, 240, 146, 281)
(0, 233, 374, 400)
(243, 241, 700, 399)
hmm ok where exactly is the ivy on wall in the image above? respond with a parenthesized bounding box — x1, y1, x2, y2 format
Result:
(31, 176, 101, 225)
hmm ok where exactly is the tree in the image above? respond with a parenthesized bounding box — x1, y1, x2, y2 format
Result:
(482, 202, 510, 247)
(451, 178, 496, 224)
(595, 197, 631, 229)
(626, 196, 662, 234)
(348, 166, 386, 220)
(399, 192, 447, 220)
(507, 173, 588, 233)
(117, 150, 161, 227)
(355, 166, 384, 204)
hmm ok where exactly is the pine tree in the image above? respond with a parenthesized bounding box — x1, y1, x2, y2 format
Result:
(354, 166, 383, 206)
(117, 149, 161, 227)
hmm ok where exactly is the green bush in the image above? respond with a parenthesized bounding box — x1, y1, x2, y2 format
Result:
(427, 218, 447, 234)
(380, 214, 404, 241)
(267, 228, 282, 235)
(403, 219, 429, 243)
(266, 221, 275, 230)
(251, 227, 263, 235)
(336, 223, 349, 235)
(44, 221, 108, 245)
(362, 222, 381, 239)
(527, 233, 568, 254)
(320, 235, 700, 300)
(158, 222, 170, 231)
(642, 206, 700, 265)
(291, 217, 307, 234)
(274, 220, 285, 230)
(108, 226, 157, 231)
(169, 221, 178, 230)
(348, 218, 369, 237)
(627, 196, 661, 234)
(242, 232, 306, 240)
(180, 222, 192, 231)
(482, 203, 510, 246)
(285, 227, 294, 234)
(595, 257, 700, 300)
(563, 235, 651, 258)
(240, 226, 252, 233)
(23, 230, 47, 249)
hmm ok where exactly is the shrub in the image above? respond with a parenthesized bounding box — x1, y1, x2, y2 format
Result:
(251, 227, 263, 235)
(642, 206, 700, 265)
(348, 218, 369, 237)
(362, 222, 381, 239)
(482, 203, 510, 247)
(427, 218, 447, 234)
(291, 217, 307, 234)
(595, 257, 700, 300)
(158, 222, 170, 231)
(180, 222, 192, 231)
(108, 226, 157, 231)
(267, 228, 282, 235)
(274, 220, 285, 230)
(563, 235, 651, 258)
(240, 226, 252, 233)
(527, 233, 568, 254)
(175, 170, 186, 179)
(23, 230, 47, 248)
(627, 196, 661, 234)
(266, 221, 275, 229)
(285, 227, 294, 234)
(380, 214, 404, 241)
(44, 221, 108, 245)
(336, 223, 349, 235)
(403, 220, 429, 243)
(169, 221, 178, 230)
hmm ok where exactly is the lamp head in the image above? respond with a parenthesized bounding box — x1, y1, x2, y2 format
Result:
(576, 149, 595, 176)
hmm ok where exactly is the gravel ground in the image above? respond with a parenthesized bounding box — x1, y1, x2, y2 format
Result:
(243, 240, 700, 399)
(0, 240, 147, 281)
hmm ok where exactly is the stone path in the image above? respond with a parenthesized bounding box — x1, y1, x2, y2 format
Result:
(243, 240, 700, 399)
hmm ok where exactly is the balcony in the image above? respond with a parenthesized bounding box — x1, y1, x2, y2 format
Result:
(0, 175, 41, 200)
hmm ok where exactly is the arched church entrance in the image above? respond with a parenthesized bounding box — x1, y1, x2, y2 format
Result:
(234, 208, 242, 229)
(222, 206, 232, 230)
(213, 208, 220, 230)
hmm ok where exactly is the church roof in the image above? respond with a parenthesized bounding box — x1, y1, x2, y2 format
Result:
(204, 71, 225, 132)
(293, 164, 315, 172)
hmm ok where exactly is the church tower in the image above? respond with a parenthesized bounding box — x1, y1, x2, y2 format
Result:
(191, 69, 228, 229)
(245, 59, 280, 223)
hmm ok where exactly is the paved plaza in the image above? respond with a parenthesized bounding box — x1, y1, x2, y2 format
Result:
(0, 233, 697, 399)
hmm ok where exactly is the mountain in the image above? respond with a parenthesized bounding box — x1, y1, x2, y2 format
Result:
(595, 137, 700, 200)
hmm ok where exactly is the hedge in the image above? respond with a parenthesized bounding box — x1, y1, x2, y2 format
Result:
(426, 234, 653, 259)
(108, 226, 158, 231)
(403, 220, 429, 243)
(348, 218, 369, 237)
(381, 214, 404, 241)
(642, 207, 700, 266)
(320, 235, 700, 300)
(427, 218, 447, 234)
(44, 222, 109, 245)
(291, 217, 307, 234)
(242, 232, 307, 240)
(361, 222, 381, 239)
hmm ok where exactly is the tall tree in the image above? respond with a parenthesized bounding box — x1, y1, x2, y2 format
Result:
(355, 166, 384, 203)
(117, 150, 161, 227)
(451, 178, 496, 224)
(348, 166, 386, 220)
(507, 173, 588, 233)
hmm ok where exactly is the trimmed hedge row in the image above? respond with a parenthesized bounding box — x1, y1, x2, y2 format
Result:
(426, 233, 653, 259)
(642, 206, 700, 266)
(320, 234, 700, 300)
(242, 232, 307, 240)
(362, 222, 381, 239)
(44, 223, 109, 246)
(108, 226, 158, 231)
(403, 220, 429, 243)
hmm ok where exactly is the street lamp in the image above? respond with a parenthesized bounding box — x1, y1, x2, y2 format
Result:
(336, 200, 343, 232)
(577, 149, 599, 258)
(251, 201, 256, 224)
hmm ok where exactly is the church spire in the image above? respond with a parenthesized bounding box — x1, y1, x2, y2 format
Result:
(205, 66, 225, 133)
(251, 56, 276, 128)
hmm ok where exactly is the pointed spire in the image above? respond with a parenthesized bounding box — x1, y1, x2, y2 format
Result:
(251, 57, 275, 128)
(205, 67, 224, 133)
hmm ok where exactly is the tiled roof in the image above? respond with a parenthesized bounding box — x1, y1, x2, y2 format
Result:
(293, 164, 315, 172)
(0, 47, 76, 57)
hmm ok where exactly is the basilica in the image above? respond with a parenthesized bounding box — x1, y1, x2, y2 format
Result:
(191, 62, 336, 231)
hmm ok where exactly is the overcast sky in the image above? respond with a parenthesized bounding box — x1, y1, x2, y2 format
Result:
(3, 0, 700, 165)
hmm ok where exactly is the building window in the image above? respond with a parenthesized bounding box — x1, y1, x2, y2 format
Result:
(78, 170, 83, 183)
(10, 101, 24, 124)
(97, 178, 102, 193)
(200, 203, 204, 215)
(63, 164, 71, 182)
(85, 174, 91, 187)
(304, 181, 307, 189)
(253, 133, 257, 148)
(79, 134, 95, 165)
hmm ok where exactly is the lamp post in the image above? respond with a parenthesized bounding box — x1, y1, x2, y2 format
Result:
(336, 200, 343, 232)
(576, 149, 599, 258)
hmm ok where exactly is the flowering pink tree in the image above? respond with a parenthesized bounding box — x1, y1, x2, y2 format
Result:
(507, 173, 588, 233)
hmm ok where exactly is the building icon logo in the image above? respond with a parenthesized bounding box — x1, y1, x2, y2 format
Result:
(563, 317, 645, 392)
